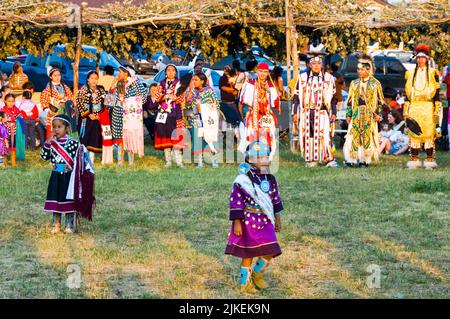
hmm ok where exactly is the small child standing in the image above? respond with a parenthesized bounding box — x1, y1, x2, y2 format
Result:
(0, 112, 9, 168)
(225, 141, 283, 293)
(0, 93, 21, 166)
(41, 115, 80, 234)
(41, 114, 96, 234)
(18, 90, 39, 150)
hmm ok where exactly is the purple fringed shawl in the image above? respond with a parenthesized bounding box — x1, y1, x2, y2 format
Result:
(71, 145, 96, 220)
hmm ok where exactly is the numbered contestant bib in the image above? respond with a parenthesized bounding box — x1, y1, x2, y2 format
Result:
(260, 115, 274, 129)
(200, 104, 218, 129)
(103, 125, 112, 139)
(199, 103, 219, 144)
(156, 112, 168, 124)
(123, 97, 143, 129)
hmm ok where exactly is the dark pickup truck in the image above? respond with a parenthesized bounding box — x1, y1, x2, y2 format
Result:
(0, 44, 123, 92)
(338, 54, 407, 91)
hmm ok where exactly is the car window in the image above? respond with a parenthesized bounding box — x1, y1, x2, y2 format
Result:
(99, 52, 122, 69)
(47, 53, 65, 70)
(386, 60, 404, 74)
(344, 56, 358, 73)
(374, 58, 384, 74)
(27, 55, 44, 68)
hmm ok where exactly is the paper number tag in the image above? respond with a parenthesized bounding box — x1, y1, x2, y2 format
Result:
(103, 126, 112, 138)
(206, 116, 215, 126)
(261, 116, 273, 129)
(156, 113, 168, 124)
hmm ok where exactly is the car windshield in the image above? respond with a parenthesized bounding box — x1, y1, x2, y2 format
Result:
(99, 52, 122, 69)
(387, 52, 412, 64)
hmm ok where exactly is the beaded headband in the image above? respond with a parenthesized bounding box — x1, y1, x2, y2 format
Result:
(52, 116, 71, 126)
(245, 141, 271, 159)
(310, 56, 323, 63)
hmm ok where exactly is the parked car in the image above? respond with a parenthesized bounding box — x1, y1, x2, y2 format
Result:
(133, 58, 158, 74)
(0, 44, 123, 92)
(375, 50, 415, 71)
(147, 66, 222, 99)
(115, 55, 158, 75)
(338, 54, 406, 91)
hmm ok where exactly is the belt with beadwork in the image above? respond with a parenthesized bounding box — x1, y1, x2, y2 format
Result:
(245, 206, 263, 213)
(52, 164, 72, 173)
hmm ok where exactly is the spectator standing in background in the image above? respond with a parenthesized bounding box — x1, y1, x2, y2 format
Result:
(98, 65, 115, 91)
(219, 65, 240, 128)
(8, 62, 29, 97)
(270, 66, 284, 101)
(444, 68, 450, 144)
(18, 90, 39, 151)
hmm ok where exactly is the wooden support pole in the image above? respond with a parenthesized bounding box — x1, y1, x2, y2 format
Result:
(73, 2, 87, 97)
(291, 17, 299, 87)
(285, 0, 291, 85)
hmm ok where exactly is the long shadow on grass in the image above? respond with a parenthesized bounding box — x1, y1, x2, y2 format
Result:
(0, 216, 90, 298)
(279, 163, 450, 298)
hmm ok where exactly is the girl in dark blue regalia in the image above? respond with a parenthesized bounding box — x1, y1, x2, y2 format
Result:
(225, 140, 283, 293)
(41, 115, 95, 234)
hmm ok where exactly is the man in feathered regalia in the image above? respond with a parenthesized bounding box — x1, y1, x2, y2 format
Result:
(404, 44, 441, 169)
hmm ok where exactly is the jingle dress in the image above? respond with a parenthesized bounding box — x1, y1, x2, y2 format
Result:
(225, 165, 283, 258)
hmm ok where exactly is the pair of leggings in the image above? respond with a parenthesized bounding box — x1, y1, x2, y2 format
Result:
(37, 123, 46, 147)
(52, 212, 76, 231)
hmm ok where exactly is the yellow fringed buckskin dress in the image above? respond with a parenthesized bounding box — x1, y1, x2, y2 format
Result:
(404, 66, 441, 152)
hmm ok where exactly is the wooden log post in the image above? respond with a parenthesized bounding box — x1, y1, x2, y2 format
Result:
(285, 0, 300, 153)
(285, 0, 291, 86)
(73, 2, 87, 98)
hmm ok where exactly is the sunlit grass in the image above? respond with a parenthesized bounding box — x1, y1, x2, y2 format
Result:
(0, 139, 449, 298)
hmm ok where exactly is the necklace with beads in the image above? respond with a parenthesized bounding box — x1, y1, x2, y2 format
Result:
(251, 170, 271, 193)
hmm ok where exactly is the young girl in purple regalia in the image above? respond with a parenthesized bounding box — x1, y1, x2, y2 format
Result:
(225, 140, 283, 293)
(0, 112, 9, 168)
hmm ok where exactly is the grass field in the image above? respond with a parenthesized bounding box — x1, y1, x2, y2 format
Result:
(0, 138, 449, 299)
